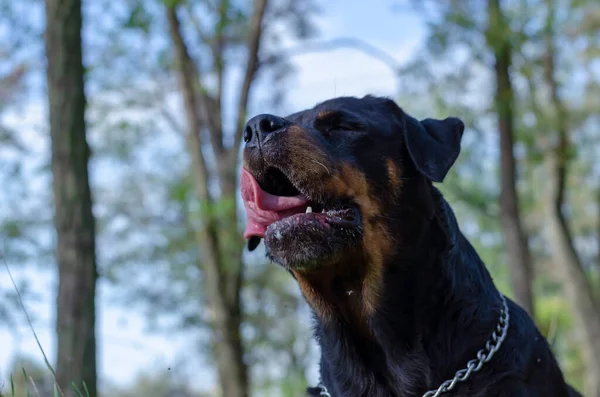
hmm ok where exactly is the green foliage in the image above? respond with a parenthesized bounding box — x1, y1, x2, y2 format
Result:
(101, 366, 215, 397)
(162, 0, 183, 9)
(124, 3, 153, 33)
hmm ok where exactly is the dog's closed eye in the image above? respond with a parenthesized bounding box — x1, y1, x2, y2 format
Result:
(314, 110, 365, 134)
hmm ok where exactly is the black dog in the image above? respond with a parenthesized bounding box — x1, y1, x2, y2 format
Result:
(240, 95, 581, 396)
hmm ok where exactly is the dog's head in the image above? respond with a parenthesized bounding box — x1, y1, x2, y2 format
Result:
(241, 95, 464, 313)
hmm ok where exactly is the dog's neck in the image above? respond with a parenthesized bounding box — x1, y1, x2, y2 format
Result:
(308, 190, 503, 396)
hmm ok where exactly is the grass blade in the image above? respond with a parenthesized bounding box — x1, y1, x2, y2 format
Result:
(21, 368, 31, 397)
(27, 375, 41, 397)
(1, 251, 66, 397)
(71, 382, 84, 397)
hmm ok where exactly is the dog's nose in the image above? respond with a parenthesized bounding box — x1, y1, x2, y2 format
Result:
(244, 114, 290, 146)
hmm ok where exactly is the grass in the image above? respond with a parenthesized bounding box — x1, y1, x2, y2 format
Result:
(1, 252, 90, 397)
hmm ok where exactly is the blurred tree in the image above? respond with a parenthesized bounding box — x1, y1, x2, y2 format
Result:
(163, 1, 320, 393)
(44, 0, 98, 395)
(485, 0, 534, 316)
(0, 61, 29, 328)
(0, 65, 25, 112)
(163, 1, 267, 394)
(82, 0, 318, 394)
(518, 0, 600, 393)
(105, 371, 211, 397)
(401, 0, 600, 391)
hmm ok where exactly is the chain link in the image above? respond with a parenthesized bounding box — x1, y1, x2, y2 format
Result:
(422, 293, 509, 397)
(316, 293, 510, 397)
(317, 383, 331, 397)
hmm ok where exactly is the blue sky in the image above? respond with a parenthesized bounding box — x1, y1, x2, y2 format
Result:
(0, 0, 428, 394)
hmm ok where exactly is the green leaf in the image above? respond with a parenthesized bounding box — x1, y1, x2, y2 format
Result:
(124, 3, 152, 34)
(169, 178, 191, 203)
(163, 0, 183, 9)
(3, 220, 22, 238)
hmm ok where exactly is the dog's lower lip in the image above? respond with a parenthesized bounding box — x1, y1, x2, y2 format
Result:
(295, 206, 361, 227)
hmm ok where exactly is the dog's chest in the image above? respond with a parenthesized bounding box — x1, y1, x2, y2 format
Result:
(316, 331, 433, 397)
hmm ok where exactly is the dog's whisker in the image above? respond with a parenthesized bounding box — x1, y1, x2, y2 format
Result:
(311, 159, 331, 175)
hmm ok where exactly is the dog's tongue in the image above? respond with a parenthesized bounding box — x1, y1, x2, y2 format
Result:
(240, 168, 308, 238)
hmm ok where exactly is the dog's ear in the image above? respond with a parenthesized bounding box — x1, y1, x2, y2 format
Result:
(403, 115, 464, 183)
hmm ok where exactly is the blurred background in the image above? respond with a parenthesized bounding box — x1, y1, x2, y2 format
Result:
(0, 0, 599, 396)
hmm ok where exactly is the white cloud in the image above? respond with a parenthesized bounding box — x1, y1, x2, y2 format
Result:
(287, 43, 418, 110)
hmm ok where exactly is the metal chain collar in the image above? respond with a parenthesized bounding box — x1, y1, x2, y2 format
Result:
(316, 293, 510, 397)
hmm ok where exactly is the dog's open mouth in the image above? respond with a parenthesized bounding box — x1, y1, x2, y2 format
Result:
(241, 166, 361, 242)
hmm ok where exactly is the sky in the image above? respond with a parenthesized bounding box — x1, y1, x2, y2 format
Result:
(0, 0, 428, 394)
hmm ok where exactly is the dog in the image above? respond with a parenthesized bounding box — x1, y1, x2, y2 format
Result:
(240, 95, 581, 396)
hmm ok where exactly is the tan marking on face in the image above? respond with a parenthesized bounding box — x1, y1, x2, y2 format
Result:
(285, 125, 334, 179)
(327, 164, 395, 316)
(386, 158, 404, 199)
(261, 128, 397, 321)
(292, 270, 334, 320)
(361, 220, 395, 316)
(316, 110, 335, 121)
(387, 159, 399, 183)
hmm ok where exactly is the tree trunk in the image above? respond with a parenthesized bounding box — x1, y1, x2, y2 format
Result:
(541, 6, 600, 395)
(166, 6, 249, 397)
(545, 181, 600, 397)
(486, 0, 535, 316)
(44, 0, 98, 395)
(597, 188, 600, 269)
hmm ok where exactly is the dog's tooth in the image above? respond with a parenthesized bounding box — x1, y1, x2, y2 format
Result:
(306, 206, 313, 213)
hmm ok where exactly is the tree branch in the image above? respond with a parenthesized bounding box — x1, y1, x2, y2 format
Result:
(487, 0, 535, 316)
(230, 0, 268, 165)
(168, 4, 223, 157)
(213, 0, 228, 144)
(282, 37, 403, 75)
(166, 10, 249, 382)
(597, 188, 600, 268)
(542, 7, 569, 211)
(167, 4, 229, 310)
(183, 2, 213, 46)
(183, 1, 225, 153)
(539, 2, 600, 391)
(160, 107, 185, 137)
(0, 64, 25, 107)
(166, 5, 212, 203)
